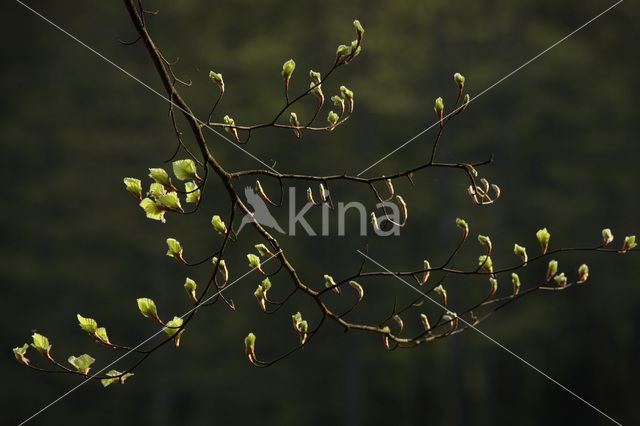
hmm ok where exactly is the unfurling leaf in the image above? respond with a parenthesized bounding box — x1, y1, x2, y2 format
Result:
(172, 159, 199, 181)
(477, 235, 492, 252)
(123, 177, 142, 200)
(536, 228, 551, 254)
(163, 316, 184, 338)
(324, 274, 340, 295)
(166, 238, 185, 263)
(31, 333, 51, 359)
(255, 243, 273, 257)
(602, 228, 614, 246)
(577, 264, 589, 283)
(478, 255, 493, 274)
(434, 285, 447, 306)
(488, 277, 498, 297)
(546, 260, 558, 282)
(554, 272, 567, 288)
(211, 215, 228, 235)
(95, 327, 111, 345)
(281, 59, 295, 80)
(511, 273, 521, 295)
(147, 182, 167, 200)
(137, 298, 161, 324)
(184, 182, 201, 204)
(621, 235, 637, 253)
(67, 354, 95, 375)
(184, 277, 197, 301)
(456, 218, 469, 238)
(514, 244, 528, 264)
(157, 192, 183, 212)
(245, 333, 257, 363)
(13, 344, 30, 365)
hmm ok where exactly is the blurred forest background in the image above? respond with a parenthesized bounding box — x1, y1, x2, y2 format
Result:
(2, 0, 639, 425)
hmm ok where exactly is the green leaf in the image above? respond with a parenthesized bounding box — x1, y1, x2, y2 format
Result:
(77, 314, 98, 334)
(157, 192, 182, 211)
(309, 70, 321, 83)
(324, 274, 336, 287)
(245, 333, 256, 352)
(353, 19, 364, 35)
(31, 333, 51, 357)
(101, 370, 134, 387)
(95, 327, 111, 345)
(546, 260, 558, 282)
(172, 159, 199, 181)
(184, 182, 201, 204)
(137, 298, 160, 322)
(289, 112, 299, 127)
(536, 228, 551, 253)
(166, 238, 183, 259)
(147, 182, 167, 200)
(622, 235, 637, 252)
(163, 316, 184, 337)
(247, 254, 261, 269)
(553, 272, 567, 287)
(260, 278, 271, 292)
(123, 177, 142, 200)
(336, 44, 351, 56)
(602, 228, 614, 245)
(331, 95, 344, 107)
(148, 168, 172, 187)
(184, 277, 197, 293)
(67, 354, 95, 374)
(211, 215, 228, 235)
(454, 72, 465, 87)
(139, 198, 166, 223)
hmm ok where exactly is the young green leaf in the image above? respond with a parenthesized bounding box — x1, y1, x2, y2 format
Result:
(172, 159, 199, 181)
(324, 274, 340, 294)
(95, 327, 111, 345)
(148, 168, 173, 188)
(147, 182, 167, 200)
(184, 277, 197, 301)
(67, 354, 95, 375)
(244, 332, 256, 362)
(77, 314, 98, 334)
(211, 215, 228, 235)
(31, 333, 51, 359)
(163, 316, 184, 337)
(536, 228, 551, 254)
(123, 177, 142, 200)
(255, 243, 273, 257)
(139, 198, 166, 223)
(166, 238, 184, 262)
(157, 192, 183, 212)
(137, 298, 161, 323)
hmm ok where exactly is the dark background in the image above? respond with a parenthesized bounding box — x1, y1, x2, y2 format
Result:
(2, 1, 639, 425)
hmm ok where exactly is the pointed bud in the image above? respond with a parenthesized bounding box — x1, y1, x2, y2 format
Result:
(396, 195, 408, 224)
(621, 235, 637, 253)
(123, 178, 143, 201)
(324, 274, 340, 295)
(353, 19, 365, 40)
(461, 94, 471, 112)
(331, 95, 345, 115)
(420, 314, 431, 333)
(514, 244, 528, 264)
(434, 97, 444, 125)
(577, 264, 589, 283)
(602, 228, 614, 246)
(434, 285, 447, 306)
(319, 183, 329, 202)
(349, 281, 364, 302)
(306, 187, 318, 205)
(456, 218, 469, 238)
(212, 257, 229, 283)
(421, 260, 431, 285)
(392, 315, 404, 332)
(488, 277, 498, 297)
(371, 212, 380, 231)
(546, 260, 558, 282)
(442, 311, 458, 331)
(385, 178, 395, 198)
(536, 228, 551, 254)
(511, 273, 521, 295)
(289, 112, 301, 138)
(491, 184, 501, 199)
(454, 73, 465, 100)
(340, 85, 354, 113)
(381, 326, 391, 349)
(281, 59, 295, 80)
